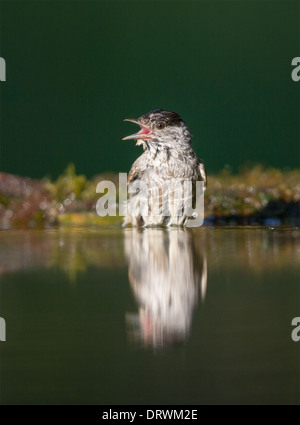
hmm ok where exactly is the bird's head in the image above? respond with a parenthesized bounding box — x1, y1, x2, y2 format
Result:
(122, 109, 192, 149)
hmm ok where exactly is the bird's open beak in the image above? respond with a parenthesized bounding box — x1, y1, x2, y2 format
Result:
(122, 119, 153, 141)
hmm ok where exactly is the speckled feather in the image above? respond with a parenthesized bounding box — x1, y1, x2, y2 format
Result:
(124, 110, 206, 227)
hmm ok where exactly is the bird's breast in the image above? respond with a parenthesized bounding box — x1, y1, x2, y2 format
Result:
(144, 148, 196, 181)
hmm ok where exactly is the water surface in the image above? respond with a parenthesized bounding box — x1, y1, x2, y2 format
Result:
(0, 227, 299, 404)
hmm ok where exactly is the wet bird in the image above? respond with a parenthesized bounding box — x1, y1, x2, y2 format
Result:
(122, 109, 206, 227)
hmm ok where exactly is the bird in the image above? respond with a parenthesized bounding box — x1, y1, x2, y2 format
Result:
(122, 109, 206, 227)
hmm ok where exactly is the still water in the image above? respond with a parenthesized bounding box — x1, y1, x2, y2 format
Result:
(0, 227, 299, 404)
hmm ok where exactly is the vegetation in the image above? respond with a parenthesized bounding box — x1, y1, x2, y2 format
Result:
(0, 164, 299, 228)
(205, 165, 300, 225)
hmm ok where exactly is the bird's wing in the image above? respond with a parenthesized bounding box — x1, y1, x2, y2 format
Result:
(197, 161, 207, 190)
(128, 157, 144, 185)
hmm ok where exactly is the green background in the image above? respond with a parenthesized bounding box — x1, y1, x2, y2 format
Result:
(0, 0, 299, 179)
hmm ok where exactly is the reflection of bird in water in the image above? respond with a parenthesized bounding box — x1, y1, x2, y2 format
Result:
(122, 109, 206, 227)
(125, 229, 207, 349)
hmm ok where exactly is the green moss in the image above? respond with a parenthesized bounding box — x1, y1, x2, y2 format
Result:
(45, 163, 88, 202)
(0, 195, 9, 207)
(57, 213, 122, 227)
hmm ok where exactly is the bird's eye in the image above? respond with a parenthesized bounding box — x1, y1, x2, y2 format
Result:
(156, 122, 165, 130)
